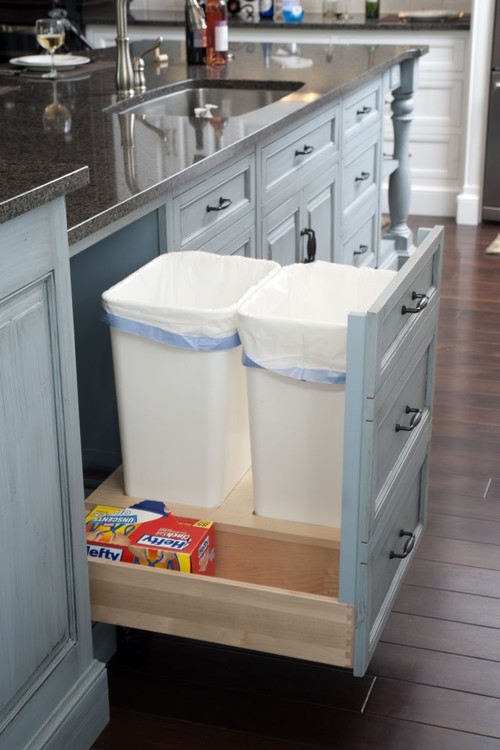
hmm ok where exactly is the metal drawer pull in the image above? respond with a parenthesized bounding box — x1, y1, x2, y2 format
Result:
(295, 144, 315, 156)
(357, 105, 372, 115)
(402, 291, 429, 315)
(355, 171, 370, 182)
(301, 227, 317, 263)
(390, 529, 416, 559)
(395, 405, 422, 433)
(354, 244, 369, 255)
(206, 197, 232, 212)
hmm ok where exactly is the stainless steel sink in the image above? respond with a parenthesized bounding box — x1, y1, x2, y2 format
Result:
(116, 82, 304, 119)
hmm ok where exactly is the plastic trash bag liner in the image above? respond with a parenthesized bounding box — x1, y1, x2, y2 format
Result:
(102, 251, 280, 351)
(237, 261, 397, 383)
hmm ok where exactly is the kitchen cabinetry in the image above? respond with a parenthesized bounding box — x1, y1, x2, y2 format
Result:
(0, 198, 107, 749)
(86, 224, 443, 677)
(258, 105, 338, 264)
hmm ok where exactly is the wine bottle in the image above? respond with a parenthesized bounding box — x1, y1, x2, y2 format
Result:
(205, 0, 228, 66)
(185, 0, 207, 65)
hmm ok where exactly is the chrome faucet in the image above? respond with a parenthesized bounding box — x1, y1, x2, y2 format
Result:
(116, 0, 134, 95)
(115, 0, 167, 95)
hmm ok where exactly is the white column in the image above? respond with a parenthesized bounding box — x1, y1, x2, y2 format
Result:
(456, 0, 495, 225)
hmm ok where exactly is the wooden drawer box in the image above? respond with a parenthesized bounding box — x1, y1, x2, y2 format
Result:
(88, 227, 444, 676)
(87, 468, 354, 668)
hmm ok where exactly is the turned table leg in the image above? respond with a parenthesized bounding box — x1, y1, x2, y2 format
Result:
(385, 57, 419, 266)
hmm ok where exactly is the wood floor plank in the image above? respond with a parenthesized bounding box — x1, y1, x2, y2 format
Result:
(429, 437, 500, 477)
(417, 534, 500, 571)
(369, 643, 500, 698)
(428, 473, 490, 499)
(92, 708, 306, 750)
(404, 558, 500, 598)
(432, 417, 500, 444)
(488, 479, 500, 499)
(365, 678, 500, 738)
(393, 583, 500, 628)
(381, 611, 500, 662)
(428, 493, 500, 521)
(434, 375, 500, 398)
(426, 512, 500, 546)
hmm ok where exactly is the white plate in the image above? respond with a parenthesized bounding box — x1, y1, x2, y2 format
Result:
(271, 55, 313, 69)
(398, 10, 462, 21)
(9, 55, 90, 70)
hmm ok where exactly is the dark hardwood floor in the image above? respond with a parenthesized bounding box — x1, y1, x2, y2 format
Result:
(92, 217, 500, 750)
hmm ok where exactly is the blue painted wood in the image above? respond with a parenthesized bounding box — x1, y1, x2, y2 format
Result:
(339, 226, 444, 676)
(385, 57, 419, 265)
(0, 198, 108, 749)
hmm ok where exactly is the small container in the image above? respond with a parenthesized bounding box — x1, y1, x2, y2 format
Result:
(365, 0, 379, 19)
(282, 0, 304, 22)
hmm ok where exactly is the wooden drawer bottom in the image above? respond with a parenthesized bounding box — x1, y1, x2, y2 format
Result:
(87, 469, 354, 668)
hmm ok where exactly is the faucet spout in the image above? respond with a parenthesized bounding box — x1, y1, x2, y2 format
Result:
(116, 0, 134, 95)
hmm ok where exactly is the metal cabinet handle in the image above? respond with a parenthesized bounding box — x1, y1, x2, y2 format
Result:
(402, 291, 429, 315)
(357, 105, 372, 115)
(301, 228, 317, 263)
(295, 144, 315, 156)
(355, 171, 370, 182)
(390, 529, 416, 559)
(354, 244, 369, 255)
(395, 406, 422, 433)
(206, 197, 232, 212)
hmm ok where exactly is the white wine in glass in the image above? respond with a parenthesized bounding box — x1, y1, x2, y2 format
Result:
(35, 18, 65, 78)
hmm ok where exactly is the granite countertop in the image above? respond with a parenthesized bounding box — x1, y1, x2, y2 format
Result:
(0, 41, 424, 245)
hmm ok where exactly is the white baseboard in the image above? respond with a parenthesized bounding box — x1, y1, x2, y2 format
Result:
(382, 186, 458, 219)
(456, 190, 482, 226)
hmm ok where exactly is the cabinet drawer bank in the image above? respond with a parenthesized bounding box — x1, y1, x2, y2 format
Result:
(87, 227, 443, 676)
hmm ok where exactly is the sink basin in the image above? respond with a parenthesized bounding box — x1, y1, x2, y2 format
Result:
(116, 82, 304, 119)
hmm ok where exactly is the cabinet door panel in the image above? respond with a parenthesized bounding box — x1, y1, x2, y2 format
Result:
(0, 280, 72, 712)
(303, 166, 337, 263)
(262, 194, 301, 265)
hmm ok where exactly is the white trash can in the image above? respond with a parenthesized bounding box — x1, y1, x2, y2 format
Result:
(237, 261, 397, 527)
(102, 251, 279, 508)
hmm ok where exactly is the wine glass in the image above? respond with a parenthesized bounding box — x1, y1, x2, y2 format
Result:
(42, 80, 71, 134)
(35, 18, 65, 79)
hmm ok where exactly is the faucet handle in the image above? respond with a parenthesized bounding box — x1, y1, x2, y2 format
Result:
(139, 37, 168, 64)
(132, 38, 168, 93)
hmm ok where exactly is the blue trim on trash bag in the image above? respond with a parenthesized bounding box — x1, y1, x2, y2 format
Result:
(242, 352, 346, 385)
(101, 310, 241, 351)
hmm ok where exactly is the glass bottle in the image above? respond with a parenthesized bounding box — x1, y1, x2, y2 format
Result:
(185, 0, 207, 64)
(259, 0, 274, 20)
(365, 1, 379, 19)
(205, 0, 228, 66)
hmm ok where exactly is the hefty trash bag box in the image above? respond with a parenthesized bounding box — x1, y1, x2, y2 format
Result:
(85, 500, 215, 575)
